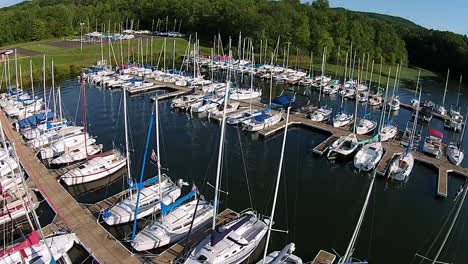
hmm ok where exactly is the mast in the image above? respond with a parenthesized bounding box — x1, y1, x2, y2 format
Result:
(430, 180, 468, 264)
(123, 86, 132, 199)
(29, 59, 34, 99)
(52, 60, 56, 115)
(379, 67, 391, 132)
(339, 173, 375, 264)
(262, 107, 291, 264)
(14, 49, 18, 97)
(155, 98, 163, 222)
(81, 69, 89, 161)
(211, 57, 231, 235)
(377, 57, 382, 94)
(410, 70, 422, 150)
(131, 109, 155, 240)
(441, 68, 450, 109)
(456, 74, 462, 108)
(459, 109, 468, 148)
(43, 55, 48, 121)
(353, 59, 360, 135)
(318, 46, 326, 107)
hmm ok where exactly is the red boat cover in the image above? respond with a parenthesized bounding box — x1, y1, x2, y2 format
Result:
(0, 230, 40, 258)
(428, 129, 443, 138)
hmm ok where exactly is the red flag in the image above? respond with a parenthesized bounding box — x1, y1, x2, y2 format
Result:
(150, 149, 159, 166)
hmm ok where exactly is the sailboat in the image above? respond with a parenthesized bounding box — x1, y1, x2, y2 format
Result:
(388, 70, 421, 182)
(309, 47, 332, 122)
(242, 74, 282, 132)
(101, 102, 181, 226)
(131, 98, 214, 251)
(257, 108, 302, 264)
(183, 78, 269, 264)
(333, 52, 353, 128)
(447, 109, 468, 165)
(59, 71, 127, 185)
(0, 187, 39, 225)
(436, 68, 450, 115)
(387, 64, 401, 111)
(445, 75, 464, 132)
(379, 67, 398, 142)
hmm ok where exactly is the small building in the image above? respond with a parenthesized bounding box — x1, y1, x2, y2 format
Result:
(0, 49, 13, 63)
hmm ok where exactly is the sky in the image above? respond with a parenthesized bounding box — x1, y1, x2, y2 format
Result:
(328, 0, 468, 35)
(1, 0, 467, 35)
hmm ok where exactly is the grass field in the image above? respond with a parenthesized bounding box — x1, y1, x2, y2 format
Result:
(0, 37, 439, 90)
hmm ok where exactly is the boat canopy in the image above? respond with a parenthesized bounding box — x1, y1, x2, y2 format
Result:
(18, 112, 55, 129)
(161, 189, 196, 215)
(210, 214, 253, 246)
(128, 175, 159, 190)
(358, 134, 379, 145)
(428, 129, 443, 138)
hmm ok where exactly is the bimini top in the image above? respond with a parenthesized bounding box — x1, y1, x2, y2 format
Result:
(428, 128, 443, 138)
(18, 112, 55, 129)
(254, 114, 272, 122)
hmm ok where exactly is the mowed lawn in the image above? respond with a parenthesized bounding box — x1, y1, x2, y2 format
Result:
(22, 44, 64, 53)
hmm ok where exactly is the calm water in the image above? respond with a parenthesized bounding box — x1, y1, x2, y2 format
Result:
(41, 73, 468, 263)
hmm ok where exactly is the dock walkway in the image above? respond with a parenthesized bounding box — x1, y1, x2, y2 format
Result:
(0, 112, 140, 264)
(144, 80, 468, 197)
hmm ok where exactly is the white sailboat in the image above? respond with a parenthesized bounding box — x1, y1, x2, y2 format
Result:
(27, 126, 83, 149)
(387, 64, 401, 111)
(436, 69, 450, 115)
(379, 67, 397, 142)
(257, 243, 302, 264)
(102, 102, 181, 226)
(0, 187, 39, 225)
(310, 48, 332, 123)
(184, 77, 269, 264)
(447, 109, 467, 165)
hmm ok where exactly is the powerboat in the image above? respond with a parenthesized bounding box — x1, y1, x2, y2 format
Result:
(422, 129, 443, 158)
(328, 134, 359, 159)
(356, 118, 377, 135)
(354, 141, 384, 171)
(333, 112, 353, 128)
(309, 106, 332, 122)
(256, 243, 303, 264)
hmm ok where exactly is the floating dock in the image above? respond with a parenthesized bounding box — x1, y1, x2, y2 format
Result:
(145, 79, 468, 198)
(312, 249, 336, 264)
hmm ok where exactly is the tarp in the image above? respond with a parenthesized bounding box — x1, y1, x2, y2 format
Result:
(46, 120, 70, 130)
(128, 176, 159, 190)
(0, 230, 40, 258)
(272, 95, 294, 106)
(428, 129, 443, 138)
(254, 114, 271, 122)
(211, 214, 253, 246)
(161, 190, 196, 215)
(18, 112, 55, 129)
(358, 134, 379, 145)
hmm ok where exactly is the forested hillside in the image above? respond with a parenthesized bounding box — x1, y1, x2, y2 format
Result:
(1, 0, 467, 81)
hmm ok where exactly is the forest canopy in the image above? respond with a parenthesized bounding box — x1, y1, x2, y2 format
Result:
(1, 0, 467, 80)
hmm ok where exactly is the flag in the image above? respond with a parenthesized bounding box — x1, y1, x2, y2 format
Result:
(191, 185, 197, 192)
(150, 149, 159, 166)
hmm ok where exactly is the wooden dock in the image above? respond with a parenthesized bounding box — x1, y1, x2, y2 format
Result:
(127, 84, 164, 94)
(143, 79, 468, 198)
(312, 250, 336, 264)
(0, 112, 141, 264)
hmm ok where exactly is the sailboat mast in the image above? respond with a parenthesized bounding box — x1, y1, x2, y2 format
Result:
(123, 87, 132, 199)
(410, 70, 422, 149)
(29, 60, 34, 98)
(43, 55, 47, 119)
(340, 174, 375, 264)
(456, 74, 462, 108)
(431, 180, 468, 264)
(155, 98, 164, 222)
(81, 69, 89, 160)
(441, 68, 450, 108)
(269, 53, 274, 106)
(262, 107, 291, 264)
(212, 62, 231, 232)
(14, 49, 18, 97)
(58, 87, 63, 124)
(379, 67, 391, 132)
(353, 59, 360, 135)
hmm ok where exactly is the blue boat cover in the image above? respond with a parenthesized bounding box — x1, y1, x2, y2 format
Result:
(211, 214, 253, 246)
(18, 112, 55, 129)
(161, 190, 196, 215)
(272, 95, 294, 106)
(254, 114, 271, 122)
(128, 176, 159, 190)
(46, 120, 71, 129)
(253, 106, 271, 114)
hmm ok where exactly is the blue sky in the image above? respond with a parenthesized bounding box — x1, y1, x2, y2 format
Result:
(1, 0, 467, 35)
(0, 0, 22, 8)
(328, 0, 468, 35)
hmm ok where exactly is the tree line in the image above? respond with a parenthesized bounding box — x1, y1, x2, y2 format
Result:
(1, 0, 467, 82)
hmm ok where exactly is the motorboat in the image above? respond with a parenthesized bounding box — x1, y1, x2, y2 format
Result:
(422, 129, 443, 158)
(328, 134, 359, 159)
(379, 123, 397, 142)
(356, 118, 377, 135)
(242, 111, 282, 132)
(309, 106, 332, 122)
(333, 112, 353, 128)
(354, 141, 384, 171)
(388, 97, 400, 111)
(368, 95, 382, 106)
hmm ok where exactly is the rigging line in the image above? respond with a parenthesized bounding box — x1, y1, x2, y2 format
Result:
(74, 82, 82, 123)
(236, 125, 254, 210)
(417, 195, 460, 264)
(367, 176, 377, 258)
(282, 164, 289, 240)
(449, 205, 468, 263)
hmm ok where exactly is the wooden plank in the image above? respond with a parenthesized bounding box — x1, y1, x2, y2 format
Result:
(0, 112, 142, 264)
(313, 136, 338, 155)
(312, 250, 336, 264)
